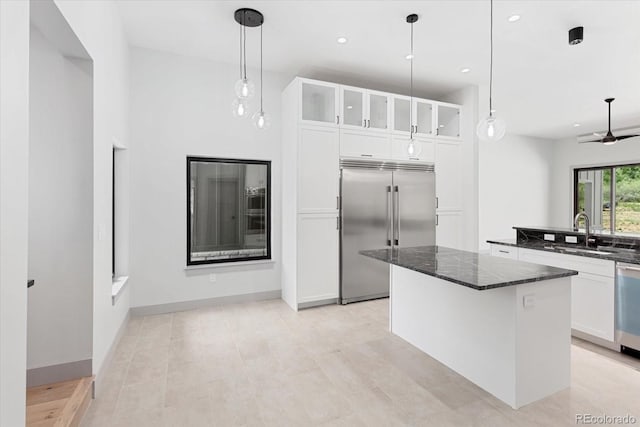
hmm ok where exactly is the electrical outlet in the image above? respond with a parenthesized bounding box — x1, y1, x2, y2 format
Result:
(544, 234, 555, 242)
(565, 236, 578, 244)
(209, 274, 217, 283)
(523, 294, 536, 308)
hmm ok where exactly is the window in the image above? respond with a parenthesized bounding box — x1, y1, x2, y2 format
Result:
(574, 163, 640, 234)
(187, 157, 271, 265)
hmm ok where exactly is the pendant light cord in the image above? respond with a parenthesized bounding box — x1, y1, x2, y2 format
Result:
(489, 0, 493, 117)
(239, 23, 242, 79)
(260, 24, 263, 112)
(242, 11, 247, 80)
(410, 20, 414, 139)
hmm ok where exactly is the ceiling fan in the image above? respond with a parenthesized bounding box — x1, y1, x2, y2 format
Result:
(582, 98, 639, 145)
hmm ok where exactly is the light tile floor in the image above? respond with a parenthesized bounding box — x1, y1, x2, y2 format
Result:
(81, 298, 640, 426)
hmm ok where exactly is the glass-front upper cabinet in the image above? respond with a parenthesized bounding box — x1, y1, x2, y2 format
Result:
(301, 80, 339, 126)
(341, 87, 390, 131)
(340, 87, 366, 128)
(414, 100, 434, 136)
(392, 96, 436, 136)
(393, 96, 412, 133)
(436, 104, 461, 138)
(367, 91, 390, 131)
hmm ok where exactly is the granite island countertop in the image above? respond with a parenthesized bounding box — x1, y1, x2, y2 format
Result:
(360, 246, 578, 290)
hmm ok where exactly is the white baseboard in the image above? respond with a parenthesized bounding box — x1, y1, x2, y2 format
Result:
(130, 290, 282, 317)
(27, 359, 92, 387)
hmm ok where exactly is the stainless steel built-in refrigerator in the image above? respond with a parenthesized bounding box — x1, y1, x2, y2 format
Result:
(339, 159, 436, 304)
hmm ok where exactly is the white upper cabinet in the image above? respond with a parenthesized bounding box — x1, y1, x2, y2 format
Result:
(392, 96, 437, 137)
(414, 100, 435, 137)
(300, 79, 339, 126)
(367, 90, 390, 131)
(298, 126, 340, 213)
(340, 87, 390, 132)
(435, 103, 461, 139)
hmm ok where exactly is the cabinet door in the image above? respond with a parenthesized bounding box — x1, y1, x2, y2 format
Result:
(340, 129, 391, 159)
(436, 211, 462, 249)
(414, 99, 435, 136)
(367, 91, 390, 131)
(435, 141, 462, 210)
(490, 244, 518, 259)
(341, 87, 366, 129)
(436, 104, 461, 138)
(300, 80, 339, 126)
(392, 96, 411, 134)
(572, 272, 615, 341)
(298, 126, 339, 213)
(391, 136, 434, 162)
(297, 214, 339, 304)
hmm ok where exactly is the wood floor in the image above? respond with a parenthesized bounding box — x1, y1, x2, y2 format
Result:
(81, 298, 640, 426)
(27, 376, 94, 427)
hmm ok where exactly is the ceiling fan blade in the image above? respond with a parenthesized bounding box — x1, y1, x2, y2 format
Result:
(579, 139, 604, 143)
(616, 134, 640, 141)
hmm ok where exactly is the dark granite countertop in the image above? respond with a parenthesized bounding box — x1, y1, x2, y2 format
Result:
(360, 246, 578, 291)
(488, 239, 640, 265)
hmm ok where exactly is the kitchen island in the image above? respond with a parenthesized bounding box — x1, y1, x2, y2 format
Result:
(361, 246, 578, 409)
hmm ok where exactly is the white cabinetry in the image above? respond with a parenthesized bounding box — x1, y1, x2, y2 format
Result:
(392, 96, 436, 137)
(340, 86, 390, 132)
(340, 129, 391, 159)
(297, 214, 339, 304)
(282, 79, 340, 310)
(435, 140, 462, 211)
(435, 103, 461, 139)
(490, 245, 518, 259)
(300, 79, 339, 127)
(436, 211, 462, 249)
(391, 135, 434, 162)
(492, 245, 616, 343)
(298, 126, 339, 213)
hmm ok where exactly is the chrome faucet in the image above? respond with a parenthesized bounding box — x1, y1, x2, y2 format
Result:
(573, 211, 592, 247)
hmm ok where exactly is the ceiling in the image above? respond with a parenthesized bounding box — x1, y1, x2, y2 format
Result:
(116, 0, 640, 140)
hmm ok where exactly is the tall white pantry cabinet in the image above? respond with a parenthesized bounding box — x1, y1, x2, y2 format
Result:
(281, 77, 465, 310)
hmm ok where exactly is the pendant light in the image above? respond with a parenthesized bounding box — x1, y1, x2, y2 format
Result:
(476, 0, 506, 141)
(406, 14, 421, 156)
(232, 9, 263, 118)
(252, 23, 271, 129)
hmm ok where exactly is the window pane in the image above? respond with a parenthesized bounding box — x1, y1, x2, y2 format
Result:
(188, 159, 270, 264)
(575, 168, 610, 231)
(615, 165, 640, 234)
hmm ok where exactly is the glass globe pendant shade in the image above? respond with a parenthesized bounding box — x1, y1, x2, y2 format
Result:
(406, 138, 422, 156)
(232, 97, 251, 118)
(476, 115, 506, 141)
(234, 78, 255, 99)
(252, 110, 271, 130)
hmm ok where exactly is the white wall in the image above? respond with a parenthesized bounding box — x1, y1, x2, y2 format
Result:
(52, 0, 131, 377)
(478, 134, 554, 251)
(549, 137, 640, 229)
(27, 26, 93, 371)
(0, 1, 30, 424)
(129, 47, 289, 309)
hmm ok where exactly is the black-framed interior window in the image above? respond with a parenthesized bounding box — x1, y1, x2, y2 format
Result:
(574, 163, 640, 234)
(187, 157, 271, 265)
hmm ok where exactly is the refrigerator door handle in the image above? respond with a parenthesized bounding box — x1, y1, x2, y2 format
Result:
(386, 186, 392, 246)
(393, 185, 399, 246)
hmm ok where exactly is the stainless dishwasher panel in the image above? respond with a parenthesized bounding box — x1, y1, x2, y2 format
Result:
(616, 263, 640, 352)
(340, 168, 392, 304)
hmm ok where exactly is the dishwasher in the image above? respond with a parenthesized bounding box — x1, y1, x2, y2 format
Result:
(616, 263, 640, 356)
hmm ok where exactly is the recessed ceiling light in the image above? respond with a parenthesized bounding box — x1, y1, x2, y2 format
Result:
(346, 105, 353, 110)
(460, 67, 471, 73)
(405, 54, 414, 60)
(573, 123, 581, 127)
(439, 124, 445, 128)
(508, 15, 521, 22)
(337, 36, 348, 44)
